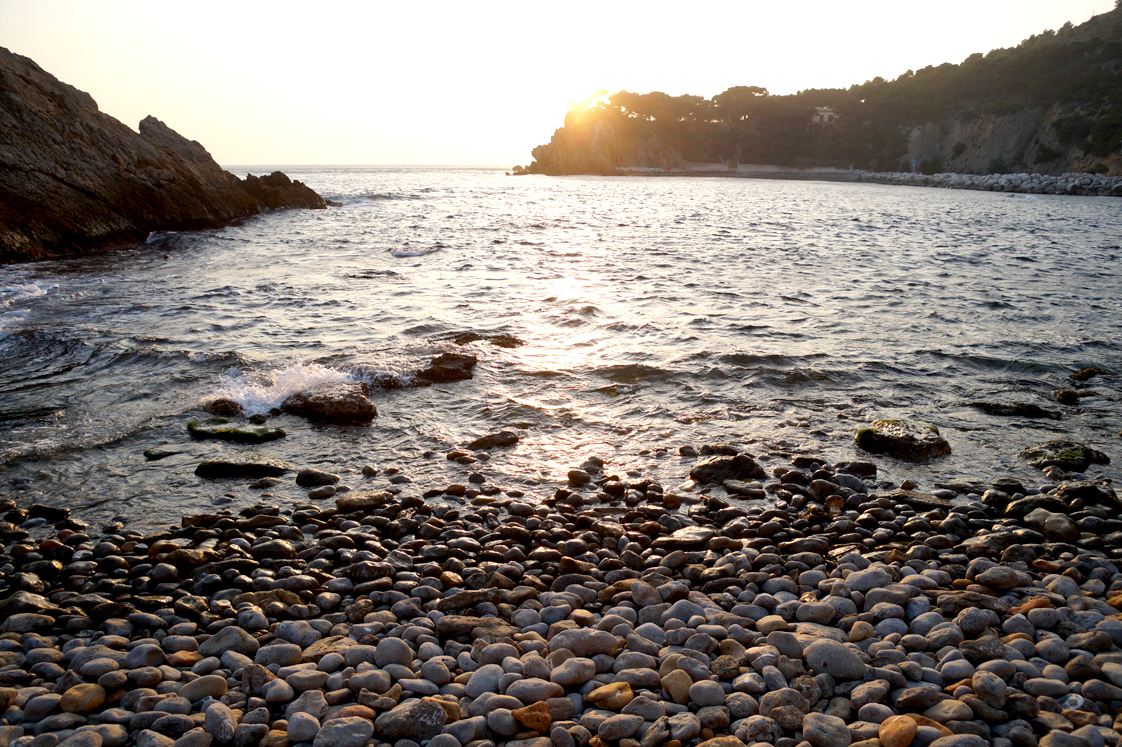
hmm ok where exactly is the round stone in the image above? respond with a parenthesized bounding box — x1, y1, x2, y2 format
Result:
(204, 702, 237, 742)
(802, 712, 851, 747)
(60, 684, 106, 714)
(587, 682, 634, 710)
(598, 714, 643, 741)
(689, 680, 726, 708)
(288, 713, 320, 743)
(549, 657, 596, 687)
(179, 674, 228, 703)
(971, 670, 1006, 708)
(374, 637, 414, 668)
(879, 715, 917, 747)
(312, 718, 375, 747)
(805, 639, 867, 680)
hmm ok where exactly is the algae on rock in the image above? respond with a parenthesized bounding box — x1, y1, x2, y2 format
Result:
(854, 419, 951, 462)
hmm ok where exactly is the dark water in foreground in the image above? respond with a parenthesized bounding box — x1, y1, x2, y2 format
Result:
(1, 167, 1119, 530)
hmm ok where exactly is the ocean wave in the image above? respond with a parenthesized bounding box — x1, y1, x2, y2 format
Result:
(345, 270, 408, 281)
(599, 363, 677, 383)
(208, 364, 357, 415)
(0, 281, 56, 338)
(390, 246, 442, 257)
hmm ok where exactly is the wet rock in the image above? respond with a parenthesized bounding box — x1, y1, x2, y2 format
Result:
(1024, 508, 1079, 541)
(295, 469, 340, 487)
(467, 431, 520, 450)
(194, 456, 290, 479)
(689, 454, 767, 484)
(414, 353, 477, 384)
(969, 401, 1061, 420)
(281, 385, 376, 424)
(187, 418, 285, 444)
(1019, 440, 1110, 472)
(855, 419, 951, 462)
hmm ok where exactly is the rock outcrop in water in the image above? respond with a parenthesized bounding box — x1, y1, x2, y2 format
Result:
(0, 47, 327, 263)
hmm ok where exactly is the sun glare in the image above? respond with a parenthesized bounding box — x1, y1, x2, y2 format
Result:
(567, 89, 610, 112)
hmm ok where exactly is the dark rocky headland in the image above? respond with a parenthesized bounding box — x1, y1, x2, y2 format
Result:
(0, 47, 327, 264)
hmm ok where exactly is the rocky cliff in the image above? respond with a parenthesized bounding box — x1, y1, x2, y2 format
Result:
(0, 47, 327, 263)
(901, 104, 1121, 176)
(525, 9, 1122, 179)
(528, 116, 683, 175)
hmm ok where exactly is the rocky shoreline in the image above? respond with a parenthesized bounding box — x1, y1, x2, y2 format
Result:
(853, 171, 1122, 197)
(525, 166, 1122, 196)
(0, 47, 328, 263)
(1, 436, 1121, 747)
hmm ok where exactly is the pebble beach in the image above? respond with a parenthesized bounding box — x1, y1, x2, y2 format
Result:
(2, 438, 1121, 747)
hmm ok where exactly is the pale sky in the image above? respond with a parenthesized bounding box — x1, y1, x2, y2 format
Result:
(1, 1, 1114, 166)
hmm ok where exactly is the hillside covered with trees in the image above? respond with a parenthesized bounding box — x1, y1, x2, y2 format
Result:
(524, 7, 1122, 177)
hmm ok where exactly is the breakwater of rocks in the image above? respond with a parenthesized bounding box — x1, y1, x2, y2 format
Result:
(1, 446, 1122, 747)
(854, 171, 1122, 197)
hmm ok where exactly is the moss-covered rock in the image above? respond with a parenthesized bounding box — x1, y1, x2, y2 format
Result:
(854, 419, 951, 462)
(143, 447, 179, 461)
(1053, 389, 1081, 405)
(194, 455, 291, 479)
(204, 398, 244, 417)
(187, 417, 286, 444)
(1019, 439, 1110, 471)
(1070, 366, 1108, 382)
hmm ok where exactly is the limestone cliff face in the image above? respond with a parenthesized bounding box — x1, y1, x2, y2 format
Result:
(0, 47, 326, 263)
(902, 105, 1118, 176)
(528, 118, 683, 175)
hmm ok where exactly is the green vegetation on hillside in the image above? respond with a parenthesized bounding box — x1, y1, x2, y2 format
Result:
(529, 8, 1122, 174)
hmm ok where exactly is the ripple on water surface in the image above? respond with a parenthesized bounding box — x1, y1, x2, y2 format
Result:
(0, 167, 1120, 529)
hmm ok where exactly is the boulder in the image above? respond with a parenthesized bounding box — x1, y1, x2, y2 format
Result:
(0, 47, 325, 262)
(413, 353, 477, 384)
(689, 454, 767, 484)
(187, 418, 285, 444)
(1024, 508, 1079, 541)
(1019, 439, 1109, 472)
(969, 401, 1061, 420)
(194, 456, 290, 479)
(467, 431, 520, 450)
(281, 384, 376, 424)
(855, 419, 951, 462)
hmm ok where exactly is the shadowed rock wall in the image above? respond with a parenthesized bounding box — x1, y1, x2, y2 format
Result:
(0, 47, 326, 263)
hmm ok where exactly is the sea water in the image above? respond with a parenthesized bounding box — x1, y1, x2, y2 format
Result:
(1, 166, 1119, 530)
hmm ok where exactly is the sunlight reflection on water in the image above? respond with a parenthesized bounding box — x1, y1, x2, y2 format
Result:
(0, 167, 1119, 528)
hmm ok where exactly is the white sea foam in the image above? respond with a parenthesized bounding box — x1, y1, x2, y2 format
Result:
(210, 364, 355, 415)
(0, 281, 56, 338)
(390, 246, 441, 257)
